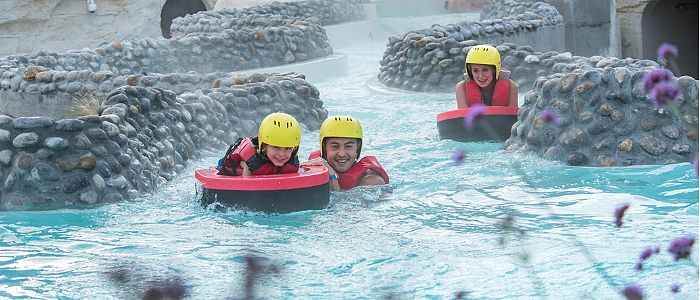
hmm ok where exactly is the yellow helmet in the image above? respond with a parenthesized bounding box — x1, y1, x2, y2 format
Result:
(319, 115, 363, 158)
(258, 112, 300, 150)
(465, 44, 501, 80)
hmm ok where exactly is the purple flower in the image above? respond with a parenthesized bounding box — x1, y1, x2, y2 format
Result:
(452, 148, 466, 165)
(639, 246, 659, 261)
(670, 284, 680, 294)
(642, 69, 674, 92)
(539, 108, 559, 126)
(614, 203, 630, 227)
(464, 105, 486, 128)
(649, 82, 680, 107)
(668, 236, 695, 261)
(634, 262, 642, 271)
(657, 43, 678, 62)
(621, 285, 644, 300)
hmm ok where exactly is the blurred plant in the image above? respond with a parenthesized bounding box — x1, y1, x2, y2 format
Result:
(497, 214, 547, 296)
(452, 147, 466, 165)
(243, 254, 281, 300)
(641, 43, 699, 144)
(66, 91, 105, 118)
(106, 264, 189, 300)
(667, 236, 695, 261)
(537, 107, 559, 127)
(614, 203, 630, 227)
(463, 105, 485, 128)
(620, 284, 644, 300)
(634, 246, 659, 271)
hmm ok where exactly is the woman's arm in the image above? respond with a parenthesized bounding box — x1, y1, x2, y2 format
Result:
(455, 81, 468, 109)
(508, 79, 519, 108)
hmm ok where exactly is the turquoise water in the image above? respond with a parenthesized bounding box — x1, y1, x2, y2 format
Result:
(1, 17, 699, 300)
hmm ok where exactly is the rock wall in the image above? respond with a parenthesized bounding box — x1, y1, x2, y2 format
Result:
(0, 18, 332, 97)
(505, 69, 698, 166)
(0, 73, 326, 210)
(377, 0, 564, 92)
(172, 0, 366, 36)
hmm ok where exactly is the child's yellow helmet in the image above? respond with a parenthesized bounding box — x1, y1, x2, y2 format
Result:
(258, 112, 300, 150)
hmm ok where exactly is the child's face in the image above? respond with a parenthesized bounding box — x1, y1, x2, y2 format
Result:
(469, 64, 495, 88)
(265, 145, 295, 166)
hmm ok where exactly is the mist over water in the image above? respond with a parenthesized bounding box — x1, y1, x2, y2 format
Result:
(0, 12, 697, 300)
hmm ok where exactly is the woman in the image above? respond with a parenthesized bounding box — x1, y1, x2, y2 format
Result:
(455, 44, 518, 109)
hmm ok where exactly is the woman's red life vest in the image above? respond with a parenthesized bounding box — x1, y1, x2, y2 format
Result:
(308, 150, 389, 190)
(465, 78, 511, 107)
(217, 137, 299, 176)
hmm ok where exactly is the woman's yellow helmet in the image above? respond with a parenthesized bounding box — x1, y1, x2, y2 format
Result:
(319, 116, 363, 158)
(258, 112, 300, 150)
(465, 44, 501, 80)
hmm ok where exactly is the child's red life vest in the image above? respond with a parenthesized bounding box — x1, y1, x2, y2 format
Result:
(217, 137, 299, 176)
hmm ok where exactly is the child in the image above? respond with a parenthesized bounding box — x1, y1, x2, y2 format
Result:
(216, 112, 300, 176)
(455, 44, 519, 109)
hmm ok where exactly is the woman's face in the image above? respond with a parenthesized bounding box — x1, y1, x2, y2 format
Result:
(469, 64, 495, 88)
(264, 145, 295, 167)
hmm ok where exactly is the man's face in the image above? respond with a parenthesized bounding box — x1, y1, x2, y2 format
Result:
(324, 137, 359, 173)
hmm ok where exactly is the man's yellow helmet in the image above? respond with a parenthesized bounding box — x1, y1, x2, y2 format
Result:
(465, 44, 501, 80)
(258, 112, 300, 150)
(319, 116, 363, 158)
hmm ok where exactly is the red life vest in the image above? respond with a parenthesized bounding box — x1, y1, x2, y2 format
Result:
(465, 78, 511, 107)
(308, 150, 389, 190)
(217, 137, 299, 176)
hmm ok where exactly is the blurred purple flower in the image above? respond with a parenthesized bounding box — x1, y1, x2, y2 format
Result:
(142, 277, 188, 300)
(639, 246, 659, 261)
(614, 203, 630, 227)
(634, 262, 642, 271)
(667, 236, 695, 261)
(670, 284, 680, 294)
(621, 285, 644, 300)
(538, 108, 559, 126)
(464, 105, 486, 128)
(452, 148, 466, 165)
(649, 82, 680, 107)
(657, 43, 678, 62)
(642, 69, 674, 92)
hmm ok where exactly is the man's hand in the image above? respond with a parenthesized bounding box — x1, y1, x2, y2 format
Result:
(301, 157, 340, 191)
(301, 157, 337, 176)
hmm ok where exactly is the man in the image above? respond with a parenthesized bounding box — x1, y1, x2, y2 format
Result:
(302, 116, 389, 191)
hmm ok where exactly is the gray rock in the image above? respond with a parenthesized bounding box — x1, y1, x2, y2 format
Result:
(566, 152, 588, 166)
(12, 132, 40, 148)
(639, 135, 667, 156)
(44, 137, 69, 150)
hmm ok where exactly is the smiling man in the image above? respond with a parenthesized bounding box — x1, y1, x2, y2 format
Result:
(302, 116, 389, 191)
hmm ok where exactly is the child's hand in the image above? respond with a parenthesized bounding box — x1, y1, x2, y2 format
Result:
(239, 161, 251, 176)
